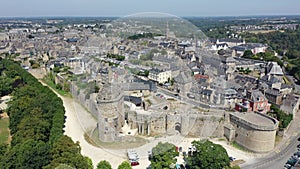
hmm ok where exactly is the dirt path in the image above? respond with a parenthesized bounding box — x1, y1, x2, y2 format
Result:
(61, 96, 127, 169)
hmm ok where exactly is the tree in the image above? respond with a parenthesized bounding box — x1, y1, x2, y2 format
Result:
(2, 139, 50, 169)
(218, 49, 226, 55)
(242, 50, 253, 58)
(186, 140, 230, 169)
(97, 160, 112, 169)
(117, 161, 132, 169)
(55, 164, 75, 169)
(11, 108, 50, 146)
(150, 142, 179, 169)
(225, 166, 241, 169)
(45, 135, 93, 169)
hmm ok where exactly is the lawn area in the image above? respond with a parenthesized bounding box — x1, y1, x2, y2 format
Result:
(231, 141, 249, 152)
(84, 129, 147, 149)
(42, 78, 71, 97)
(0, 117, 10, 144)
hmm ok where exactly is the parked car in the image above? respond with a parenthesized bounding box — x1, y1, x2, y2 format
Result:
(284, 163, 291, 169)
(131, 161, 139, 166)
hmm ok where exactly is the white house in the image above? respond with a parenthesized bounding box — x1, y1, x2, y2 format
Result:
(148, 68, 172, 84)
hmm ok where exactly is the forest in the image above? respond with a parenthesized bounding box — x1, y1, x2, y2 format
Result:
(242, 27, 300, 80)
(0, 59, 92, 169)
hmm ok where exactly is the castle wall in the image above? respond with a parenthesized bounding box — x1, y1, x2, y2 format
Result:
(233, 124, 276, 152)
(128, 111, 225, 138)
(229, 113, 278, 153)
(97, 96, 124, 142)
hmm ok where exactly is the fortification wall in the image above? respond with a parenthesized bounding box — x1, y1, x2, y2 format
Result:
(230, 113, 278, 153)
(131, 111, 225, 138)
(233, 124, 276, 152)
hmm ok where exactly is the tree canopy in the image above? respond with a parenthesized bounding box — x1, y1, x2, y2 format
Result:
(0, 59, 92, 169)
(186, 140, 230, 169)
(97, 160, 112, 169)
(150, 142, 179, 169)
(242, 27, 300, 80)
(117, 161, 132, 169)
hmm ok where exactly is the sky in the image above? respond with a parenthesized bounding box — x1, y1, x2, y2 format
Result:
(1, 0, 300, 17)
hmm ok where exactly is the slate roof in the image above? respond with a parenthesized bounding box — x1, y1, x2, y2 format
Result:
(280, 95, 299, 114)
(267, 62, 283, 75)
(124, 96, 142, 106)
(174, 71, 193, 84)
(249, 90, 267, 102)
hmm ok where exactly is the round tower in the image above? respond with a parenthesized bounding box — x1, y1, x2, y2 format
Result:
(96, 83, 124, 142)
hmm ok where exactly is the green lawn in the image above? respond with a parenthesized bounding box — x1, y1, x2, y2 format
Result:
(0, 118, 10, 144)
(231, 141, 249, 152)
(42, 78, 71, 97)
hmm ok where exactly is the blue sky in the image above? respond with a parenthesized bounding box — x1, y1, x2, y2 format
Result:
(1, 0, 300, 17)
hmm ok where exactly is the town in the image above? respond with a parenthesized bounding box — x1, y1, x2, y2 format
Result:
(0, 13, 300, 169)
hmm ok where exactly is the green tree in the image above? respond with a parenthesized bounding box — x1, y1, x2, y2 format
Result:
(11, 108, 50, 146)
(268, 105, 293, 129)
(97, 160, 112, 169)
(2, 139, 50, 169)
(242, 50, 254, 58)
(0, 76, 14, 96)
(225, 166, 241, 169)
(186, 140, 230, 169)
(150, 142, 179, 169)
(218, 49, 226, 55)
(55, 164, 75, 169)
(46, 135, 93, 169)
(117, 161, 132, 169)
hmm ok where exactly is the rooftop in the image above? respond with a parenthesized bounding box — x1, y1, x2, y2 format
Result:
(231, 112, 278, 131)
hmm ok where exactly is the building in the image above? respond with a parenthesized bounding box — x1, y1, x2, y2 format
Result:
(232, 43, 268, 56)
(214, 38, 245, 47)
(235, 90, 270, 113)
(211, 43, 229, 51)
(148, 68, 171, 84)
(280, 94, 300, 117)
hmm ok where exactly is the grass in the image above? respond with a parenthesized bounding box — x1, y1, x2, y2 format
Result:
(42, 78, 71, 97)
(0, 117, 10, 144)
(84, 129, 147, 149)
(231, 141, 249, 152)
(218, 138, 226, 141)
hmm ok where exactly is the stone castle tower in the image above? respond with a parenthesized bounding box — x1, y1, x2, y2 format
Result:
(96, 81, 124, 142)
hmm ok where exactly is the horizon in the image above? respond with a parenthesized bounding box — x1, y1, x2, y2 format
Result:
(1, 0, 299, 18)
(1, 14, 300, 19)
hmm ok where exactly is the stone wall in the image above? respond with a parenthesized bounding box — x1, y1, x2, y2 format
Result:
(127, 111, 225, 138)
(229, 113, 278, 153)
